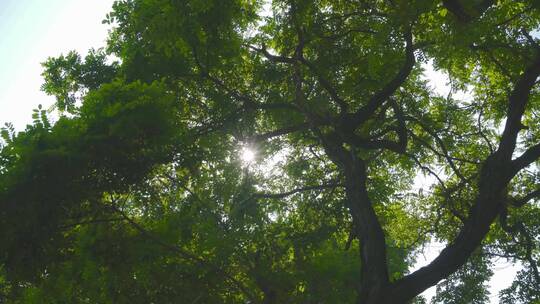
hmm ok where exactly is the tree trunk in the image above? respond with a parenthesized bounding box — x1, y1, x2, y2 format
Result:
(341, 156, 390, 303)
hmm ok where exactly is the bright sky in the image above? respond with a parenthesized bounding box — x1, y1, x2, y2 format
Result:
(0, 0, 114, 130)
(0, 1, 522, 303)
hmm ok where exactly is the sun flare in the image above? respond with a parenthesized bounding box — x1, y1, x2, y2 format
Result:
(240, 147, 255, 163)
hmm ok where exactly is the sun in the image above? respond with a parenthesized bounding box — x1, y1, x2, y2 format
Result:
(240, 147, 256, 163)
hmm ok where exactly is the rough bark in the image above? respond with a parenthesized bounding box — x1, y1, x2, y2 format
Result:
(343, 158, 390, 303)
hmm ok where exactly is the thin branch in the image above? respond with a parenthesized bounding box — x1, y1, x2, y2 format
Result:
(409, 131, 480, 165)
(106, 202, 258, 302)
(248, 44, 295, 64)
(407, 153, 467, 223)
(407, 153, 447, 187)
(252, 122, 312, 142)
(499, 207, 540, 285)
(388, 97, 408, 153)
(318, 27, 377, 40)
(253, 182, 343, 200)
(59, 218, 125, 229)
(346, 135, 406, 154)
(494, 5, 533, 27)
(477, 104, 495, 153)
(408, 117, 473, 183)
(510, 188, 540, 207)
(203, 71, 297, 112)
(521, 29, 540, 52)
(350, 29, 415, 128)
(298, 56, 348, 112)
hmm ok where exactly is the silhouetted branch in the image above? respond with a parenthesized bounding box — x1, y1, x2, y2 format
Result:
(511, 142, 540, 176)
(350, 29, 415, 127)
(253, 181, 343, 199)
(510, 188, 540, 207)
(106, 197, 258, 302)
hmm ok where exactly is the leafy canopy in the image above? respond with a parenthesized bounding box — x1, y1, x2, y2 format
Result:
(1, 0, 540, 303)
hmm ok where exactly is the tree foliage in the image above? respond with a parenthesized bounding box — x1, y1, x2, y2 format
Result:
(1, 0, 540, 303)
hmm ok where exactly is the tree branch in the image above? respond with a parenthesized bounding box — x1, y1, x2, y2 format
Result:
(345, 136, 406, 154)
(59, 217, 125, 229)
(499, 207, 540, 285)
(409, 131, 480, 165)
(248, 44, 295, 64)
(407, 153, 467, 223)
(252, 182, 343, 200)
(497, 52, 540, 160)
(442, 0, 472, 22)
(521, 29, 540, 52)
(105, 201, 258, 302)
(442, 0, 495, 22)
(339, 98, 408, 154)
(408, 117, 470, 183)
(350, 29, 415, 128)
(251, 122, 312, 142)
(477, 104, 495, 153)
(298, 56, 349, 112)
(384, 47, 540, 304)
(510, 188, 540, 207)
(511, 142, 540, 176)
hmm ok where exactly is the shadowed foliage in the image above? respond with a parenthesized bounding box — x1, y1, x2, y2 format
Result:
(1, 0, 539, 303)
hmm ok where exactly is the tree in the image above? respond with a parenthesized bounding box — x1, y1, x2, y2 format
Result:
(1, 0, 540, 303)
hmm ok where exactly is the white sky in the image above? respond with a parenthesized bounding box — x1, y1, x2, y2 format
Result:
(0, 1, 522, 303)
(0, 0, 114, 130)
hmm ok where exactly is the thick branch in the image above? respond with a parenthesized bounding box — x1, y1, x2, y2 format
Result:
(340, 99, 408, 154)
(442, 0, 471, 22)
(343, 156, 390, 302)
(498, 53, 540, 159)
(442, 0, 495, 22)
(318, 134, 390, 302)
(384, 49, 540, 304)
(511, 142, 540, 176)
(350, 30, 415, 128)
(298, 56, 349, 112)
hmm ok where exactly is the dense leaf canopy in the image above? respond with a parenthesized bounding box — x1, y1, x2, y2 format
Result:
(1, 0, 540, 303)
